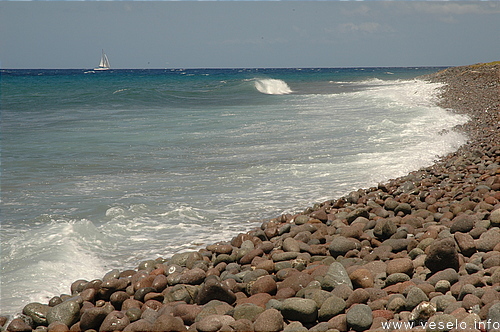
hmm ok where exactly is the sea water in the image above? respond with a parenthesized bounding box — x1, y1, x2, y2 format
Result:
(1, 67, 469, 315)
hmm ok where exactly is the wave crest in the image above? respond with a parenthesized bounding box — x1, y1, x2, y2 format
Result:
(254, 79, 292, 95)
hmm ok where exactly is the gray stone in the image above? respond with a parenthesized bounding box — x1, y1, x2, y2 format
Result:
(46, 300, 80, 327)
(164, 284, 198, 304)
(283, 321, 308, 332)
(283, 238, 301, 252)
(434, 280, 451, 293)
(394, 203, 412, 215)
(430, 295, 456, 312)
(385, 273, 411, 286)
(294, 215, 309, 225)
(426, 268, 460, 286)
(346, 209, 369, 224)
(168, 252, 193, 267)
(405, 287, 429, 310)
(490, 209, 500, 226)
(318, 295, 346, 321)
(488, 302, 500, 326)
(321, 262, 353, 291)
(476, 229, 500, 252)
(425, 314, 456, 332)
(328, 236, 358, 258)
(233, 303, 265, 322)
(346, 304, 373, 332)
(281, 298, 318, 323)
(373, 219, 397, 240)
(450, 215, 476, 233)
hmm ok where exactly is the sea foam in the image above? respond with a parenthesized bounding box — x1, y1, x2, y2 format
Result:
(254, 78, 292, 95)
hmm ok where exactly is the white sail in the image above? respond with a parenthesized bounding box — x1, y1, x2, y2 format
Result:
(94, 50, 110, 70)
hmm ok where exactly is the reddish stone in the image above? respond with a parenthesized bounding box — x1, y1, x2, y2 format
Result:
(278, 272, 314, 292)
(372, 309, 394, 320)
(172, 303, 203, 326)
(236, 293, 273, 308)
(275, 287, 296, 300)
(151, 314, 187, 331)
(328, 313, 348, 332)
(239, 248, 264, 265)
(349, 268, 374, 289)
(249, 275, 277, 295)
(253, 309, 284, 332)
(386, 258, 414, 276)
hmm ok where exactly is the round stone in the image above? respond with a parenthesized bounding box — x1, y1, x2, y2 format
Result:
(346, 304, 373, 332)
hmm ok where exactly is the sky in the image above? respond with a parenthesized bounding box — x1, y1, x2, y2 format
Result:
(1, 1, 499, 69)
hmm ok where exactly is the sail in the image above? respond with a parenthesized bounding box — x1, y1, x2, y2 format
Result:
(95, 50, 110, 70)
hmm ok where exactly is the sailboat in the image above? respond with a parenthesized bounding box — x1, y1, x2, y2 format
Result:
(94, 50, 110, 71)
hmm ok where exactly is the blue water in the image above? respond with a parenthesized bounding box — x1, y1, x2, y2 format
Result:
(1, 67, 468, 315)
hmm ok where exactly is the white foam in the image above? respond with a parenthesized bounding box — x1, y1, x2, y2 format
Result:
(254, 79, 292, 95)
(1, 220, 108, 315)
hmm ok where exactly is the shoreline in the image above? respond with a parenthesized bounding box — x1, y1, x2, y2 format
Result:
(2, 63, 499, 332)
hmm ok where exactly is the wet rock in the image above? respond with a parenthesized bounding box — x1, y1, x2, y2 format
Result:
(110, 291, 129, 310)
(23, 302, 50, 326)
(125, 308, 142, 323)
(6, 318, 32, 332)
(99, 311, 130, 332)
(196, 276, 236, 305)
(80, 305, 113, 331)
(123, 319, 153, 332)
(46, 300, 81, 327)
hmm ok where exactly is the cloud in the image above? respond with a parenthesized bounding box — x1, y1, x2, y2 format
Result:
(336, 22, 394, 34)
(408, 2, 500, 16)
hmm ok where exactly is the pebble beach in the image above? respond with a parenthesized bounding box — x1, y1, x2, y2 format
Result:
(2, 62, 499, 332)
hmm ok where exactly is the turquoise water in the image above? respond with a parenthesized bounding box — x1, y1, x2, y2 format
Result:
(1, 67, 468, 315)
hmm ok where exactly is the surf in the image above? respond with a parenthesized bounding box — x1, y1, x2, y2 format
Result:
(254, 78, 292, 95)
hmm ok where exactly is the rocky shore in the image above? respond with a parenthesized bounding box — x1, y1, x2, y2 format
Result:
(2, 62, 499, 332)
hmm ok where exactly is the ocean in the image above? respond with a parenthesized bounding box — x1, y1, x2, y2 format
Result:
(1, 67, 469, 316)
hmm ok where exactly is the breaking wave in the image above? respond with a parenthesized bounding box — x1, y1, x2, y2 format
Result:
(254, 79, 292, 95)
